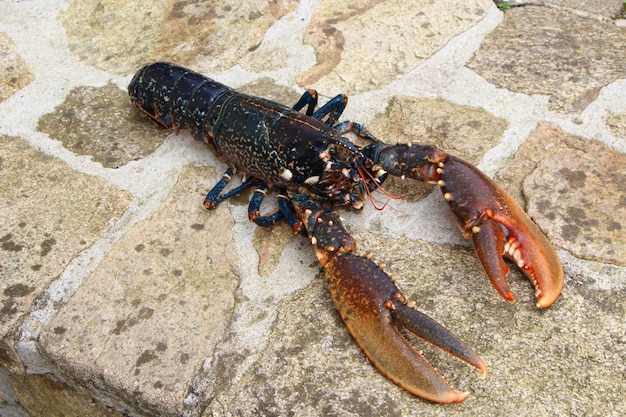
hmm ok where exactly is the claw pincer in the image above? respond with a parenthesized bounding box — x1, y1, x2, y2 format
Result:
(291, 194, 487, 404)
(368, 142, 563, 308)
(436, 156, 563, 308)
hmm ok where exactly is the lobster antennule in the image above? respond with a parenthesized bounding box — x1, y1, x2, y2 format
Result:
(438, 155, 564, 308)
(291, 193, 486, 404)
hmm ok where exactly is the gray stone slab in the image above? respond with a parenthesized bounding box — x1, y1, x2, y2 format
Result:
(499, 0, 624, 19)
(11, 373, 124, 417)
(204, 232, 626, 416)
(0, 367, 28, 417)
(0, 32, 33, 102)
(0, 135, 131, 372)
(40, 165, 239, 416)
(297, 0, 492, 94)
(38, 84, 170, 168)
(60, 0, 299, 75)
(469, 5, 626, 113)
(496, 122, 625, 266)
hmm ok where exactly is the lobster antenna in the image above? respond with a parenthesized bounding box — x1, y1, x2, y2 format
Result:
(356, 164, 407, 211)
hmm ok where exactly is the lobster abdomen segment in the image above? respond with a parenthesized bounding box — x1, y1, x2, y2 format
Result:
(128, 62, 235, 141)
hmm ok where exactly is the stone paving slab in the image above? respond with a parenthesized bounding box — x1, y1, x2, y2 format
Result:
(0, 33, 33, 102)
(297, 0, 491, 94)
(500, 0, 624, 19)
(40, 165, 238, 416)
(0, 1, 625, 416)
(0, 135, 131, 373)
(497, 122, 626, 265)
(37, 84, 170, 168)
(469, 4, 626, 113)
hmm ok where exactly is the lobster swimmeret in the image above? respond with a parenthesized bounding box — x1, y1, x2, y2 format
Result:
(128, 63, 563, 403)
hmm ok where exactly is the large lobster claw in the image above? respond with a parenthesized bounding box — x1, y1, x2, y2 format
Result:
(290, 194, 487, 403)
(437, 156, 564, 308)
(371, 142, 563, 307)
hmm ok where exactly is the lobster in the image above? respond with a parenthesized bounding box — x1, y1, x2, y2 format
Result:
(128, 63, 563, 403)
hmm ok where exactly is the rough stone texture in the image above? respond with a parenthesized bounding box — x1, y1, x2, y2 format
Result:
(205, 231, 626, 416)
(496, 122, 626, 266)
(206, 278, 394, 417)
(298, 0, 491, 94)
(367, 96, 508, 200)
(499, 0, 625, 19)
(253, 221, 294, 278)
(0, 134, 131, 372)
(607, 111, 626, 139)
(38, 84, 170, 168)
(60, 0, 299, 75)
(0, 367, 28, 417)
(469, 5, 626, 113)
(1, 1, 626, 416)
(237, 77, 302, 105)
(39, 165, 239, 416)
(351, 232, 625, 417)
(11, 373, 124, 417)
(0, 32, 34, 103)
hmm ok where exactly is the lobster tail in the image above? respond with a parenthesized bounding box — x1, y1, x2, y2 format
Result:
(128, 62, 234, 140)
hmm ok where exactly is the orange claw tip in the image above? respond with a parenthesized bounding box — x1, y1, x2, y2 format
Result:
(395, 384, 468, 404)
(476, 360, 489, 378)
(536, 298, 554, 309)
(535, 270, 564, 308)
(513, 228, 564, 309)
(396, 378, 469, 404)
(428, 390, 468, 404)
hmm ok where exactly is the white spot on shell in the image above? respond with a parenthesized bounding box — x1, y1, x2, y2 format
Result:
(319, 150, 331, 161)
(304, 176, 320, 185)
(280, 168, 293, 181)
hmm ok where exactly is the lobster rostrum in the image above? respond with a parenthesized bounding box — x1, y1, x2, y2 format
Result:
(128, 63, 563, 403)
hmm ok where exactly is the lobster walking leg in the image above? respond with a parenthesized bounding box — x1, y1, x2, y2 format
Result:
(290, 194, 487, 403)
(292, 89, 318, 116)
